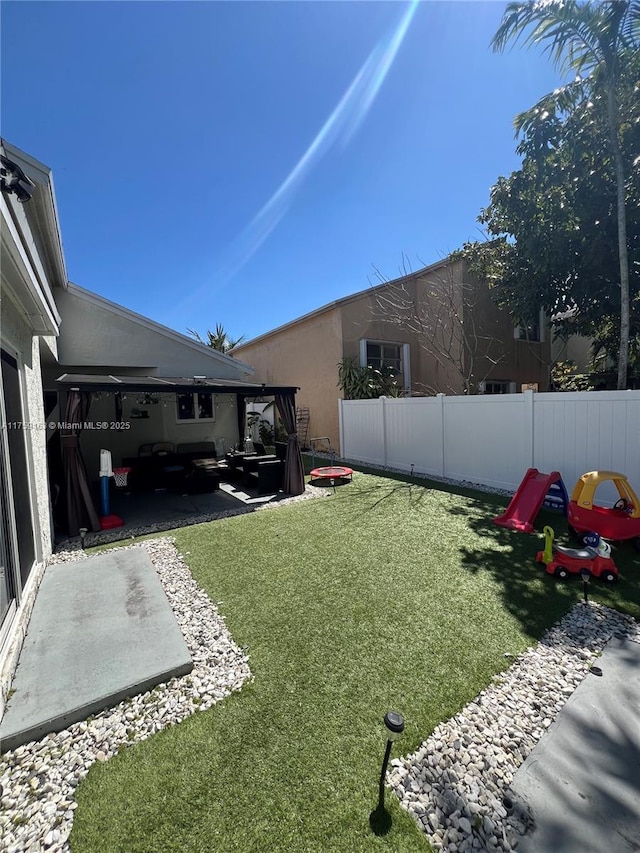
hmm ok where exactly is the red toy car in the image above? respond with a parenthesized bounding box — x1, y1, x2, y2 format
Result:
(537, 526, 618, 582)
(568, 471, 640, 552)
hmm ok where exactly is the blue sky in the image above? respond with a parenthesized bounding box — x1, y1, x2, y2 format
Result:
(2, 1, 565, 344)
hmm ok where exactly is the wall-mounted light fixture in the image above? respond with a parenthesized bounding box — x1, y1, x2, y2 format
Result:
(0, 154, 36, 203)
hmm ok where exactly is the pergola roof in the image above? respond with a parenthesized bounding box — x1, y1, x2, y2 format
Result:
(56, 373, 298, 396)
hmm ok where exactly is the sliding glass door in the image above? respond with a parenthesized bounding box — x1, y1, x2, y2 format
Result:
(0, 348, 36, 630)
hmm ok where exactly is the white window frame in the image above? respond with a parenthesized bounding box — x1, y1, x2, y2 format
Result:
(478, 380, 517, 395)
(175, 391, 216, 423)
(359, 339, 411, 393)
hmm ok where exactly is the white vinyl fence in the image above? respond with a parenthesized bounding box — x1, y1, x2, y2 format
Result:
(339, 391, 640, 494)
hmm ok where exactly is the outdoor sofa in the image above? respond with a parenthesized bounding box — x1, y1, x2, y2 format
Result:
(122, 442, 224, 493)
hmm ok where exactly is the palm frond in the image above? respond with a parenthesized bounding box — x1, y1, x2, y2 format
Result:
(492, 1, 632, 76)
(513, 76, 587, 136)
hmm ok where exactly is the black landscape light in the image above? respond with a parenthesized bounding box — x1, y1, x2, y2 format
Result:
(369, 710, 405, 836)
(580, 568, 591, 605)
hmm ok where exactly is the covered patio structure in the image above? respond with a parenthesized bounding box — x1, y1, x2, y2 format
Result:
(52, 374, 305, 538)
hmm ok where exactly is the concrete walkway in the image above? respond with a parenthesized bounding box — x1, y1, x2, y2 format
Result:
(511, 635, 640, 852)
(0, 548, 192, 753)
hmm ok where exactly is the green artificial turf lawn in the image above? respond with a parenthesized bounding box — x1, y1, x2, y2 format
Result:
(73, 473, 640, 853)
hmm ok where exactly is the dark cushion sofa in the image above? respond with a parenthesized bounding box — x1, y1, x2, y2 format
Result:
(122, 442, 225, 492)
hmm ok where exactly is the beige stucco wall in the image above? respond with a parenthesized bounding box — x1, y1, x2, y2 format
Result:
(341, 283, 419, 385)
(341, 265, 470, 395)
(233, 308, 344, 451)
(232, 260, 559, 452)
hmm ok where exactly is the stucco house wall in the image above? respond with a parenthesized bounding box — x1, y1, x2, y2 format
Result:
(45, 284, 255, 469)
(54, 284, 253, 380)
(1, 295, 51, 561)
(1, 140, 262, 718)
(342, 261, 472, 396)
(233, 307, 343, 450)
(1, 141, 65, 717)
(463, 272, 551, 391)
(235, 257, 558, 452)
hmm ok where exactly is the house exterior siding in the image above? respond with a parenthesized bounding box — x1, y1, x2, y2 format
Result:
(462, 270, 550, 392)
(1, 143, 63, 717)
(54, 285, 253, 381)
(234, 259, 552, 452)
(0, 294, 52, 561)
(232, 307, 344, 449)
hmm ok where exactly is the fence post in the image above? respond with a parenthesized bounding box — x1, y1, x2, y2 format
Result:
(380, 397, 388, 467)
(524, 390, 535, 468)
(338, 399, 344, 458)
(437, 393, 446, 477)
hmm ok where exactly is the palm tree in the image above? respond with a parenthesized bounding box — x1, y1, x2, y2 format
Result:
(492, 0, 639, 389)
(188, 323, 246, 353)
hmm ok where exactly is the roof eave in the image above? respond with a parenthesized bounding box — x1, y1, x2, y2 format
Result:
(233, 255, 453, 351)
(55, 373, 298, 396)
(66, 282, 256, 374)
(2, 140, 68, 289)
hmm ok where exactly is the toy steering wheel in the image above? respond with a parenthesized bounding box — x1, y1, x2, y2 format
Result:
(614, 498, 629, 511)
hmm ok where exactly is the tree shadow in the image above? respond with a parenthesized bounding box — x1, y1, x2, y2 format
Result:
(508, 641, 640, 852)
(450, 495, 640, 634)
(308, 465, 640, 630)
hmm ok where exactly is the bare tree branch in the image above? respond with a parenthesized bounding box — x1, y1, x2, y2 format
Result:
(373, 261, 509, 395)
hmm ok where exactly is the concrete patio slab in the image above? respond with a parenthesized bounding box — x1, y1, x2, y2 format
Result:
(0, 548, 192, 753)
(511, 635, 640, 853)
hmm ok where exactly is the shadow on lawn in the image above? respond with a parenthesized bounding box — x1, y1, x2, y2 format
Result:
(313, 467, 640, 629)
(451, 493, 640, 633)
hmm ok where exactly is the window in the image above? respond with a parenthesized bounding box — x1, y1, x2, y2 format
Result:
(479, 380, 517, 394)
(514, 310, 545, 343)
(359, 340, 410, 391)
(176, 392, 215, 422)
(366, 341, 403, 374)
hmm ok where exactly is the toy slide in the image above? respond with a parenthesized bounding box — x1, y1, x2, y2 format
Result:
(493, 468, 563, 534)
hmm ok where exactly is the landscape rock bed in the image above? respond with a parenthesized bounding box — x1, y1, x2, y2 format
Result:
(388, 603, 640, 852)
(0, 538, 252, 853)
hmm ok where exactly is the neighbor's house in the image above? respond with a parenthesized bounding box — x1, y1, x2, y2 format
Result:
(233, 257, 554, 452)
(0, 140, 300, 718)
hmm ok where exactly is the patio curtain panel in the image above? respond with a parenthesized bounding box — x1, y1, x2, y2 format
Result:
(275, 392, 305, 496)
(237, 398, 246, 450)
(61, 390, 101, 536)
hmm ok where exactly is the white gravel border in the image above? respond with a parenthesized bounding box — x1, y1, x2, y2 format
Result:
(388, 603, 640, 852)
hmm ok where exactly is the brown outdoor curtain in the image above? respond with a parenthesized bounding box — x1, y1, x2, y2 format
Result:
(60, 390, 101, 536)
(275, 392, 305, 496)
